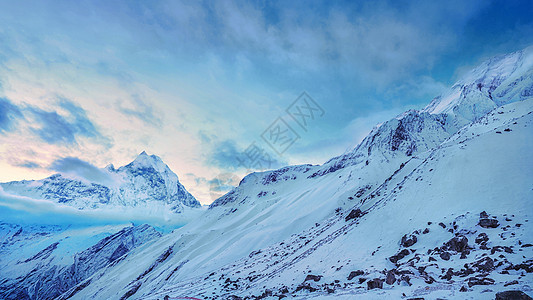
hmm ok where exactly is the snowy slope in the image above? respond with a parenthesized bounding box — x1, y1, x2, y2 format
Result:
(56, 47, 533, 299)
(0, 152, 200, 213)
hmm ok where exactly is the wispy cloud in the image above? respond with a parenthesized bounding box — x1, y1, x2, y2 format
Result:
(27, 98, 105, 145)
(0, 97, 22, 133)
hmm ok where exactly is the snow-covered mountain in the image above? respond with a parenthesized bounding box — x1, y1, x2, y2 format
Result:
(0, 223, 161, 300)
(1, 46, 532, 300)
(43, 47, 531, 300)
(0, 151, 200, 213)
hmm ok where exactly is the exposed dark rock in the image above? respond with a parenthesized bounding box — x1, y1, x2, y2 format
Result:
(389, 249, 410, 264)
(460, 286, 468, 292)
(495, 290, 532, 300)
(386, 270, 396, 285)
(304, 274, 322, 282)
(359, 277, 367, 284)
(400, 275, 412, 286)
(119, 281, 142, 300)
(504, 280, 519, 287)
(422, 228, 430, 234)
(475, 233, 489, 244)
(479, 218, 499, 228)
(480, 211, 489, 218)
(442, 268, 454, 281)
(401, 234, 418, 248)
(438, 222, 446, 228)
(440, 251, 451, 261)
(367, 278, 384, 290)
(347, 270, 364, 280)
(445, 235, 469, 252)
(345, 209, 362, 222)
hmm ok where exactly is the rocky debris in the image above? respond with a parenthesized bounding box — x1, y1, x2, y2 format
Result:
(505, 259, 533, 273)
(367, 278, 384, 290)
(347, 270, 364, 280)
(401, 234, 418, 247)
(480, 211, 489, 218)
(295, 282, 317, 293)
(442, 268, 454, 281)
(345, 209, 362, 222)
(467, 276, 495, 287)
(495, 290, 532, 300)
(470, 257, 495, 273)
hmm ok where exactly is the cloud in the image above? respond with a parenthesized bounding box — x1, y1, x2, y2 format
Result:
(207, 139, 287, 172)
(115, 93, 162, 127)
(49, 157, 114, 185)
(14, 161, 41, 169)
(28, 98, 106, 145)
(207, 140, 243, 170)
(0, 97, 22, 133)
(0, 189, 202, 228)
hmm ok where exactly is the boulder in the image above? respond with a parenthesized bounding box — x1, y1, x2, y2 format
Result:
(367, 278, 384, 290)
(495, 290, 532, 300)
(347, 270, 364, 280)
(479, 218, 499, 228)
(401, 234, 418, 247)
(345, 209, 362, 221)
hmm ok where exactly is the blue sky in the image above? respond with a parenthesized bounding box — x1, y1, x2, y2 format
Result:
(0, 0, 531, 203)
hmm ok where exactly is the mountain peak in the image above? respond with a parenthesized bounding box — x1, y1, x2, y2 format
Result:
(130, 151, 163, 168)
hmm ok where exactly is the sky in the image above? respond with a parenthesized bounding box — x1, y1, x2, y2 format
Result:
(0, 0, 532, 204)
